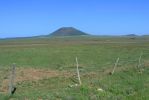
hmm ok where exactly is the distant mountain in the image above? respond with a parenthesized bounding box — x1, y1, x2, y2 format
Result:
(125, 34, 138, 37)
(124, 34, 138, 39)
(50, 27, 88, 36)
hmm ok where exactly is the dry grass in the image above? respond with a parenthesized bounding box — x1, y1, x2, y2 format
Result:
(0, 68, 73, 93)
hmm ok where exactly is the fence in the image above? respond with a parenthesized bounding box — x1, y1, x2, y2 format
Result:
(0, 52, 149, 95)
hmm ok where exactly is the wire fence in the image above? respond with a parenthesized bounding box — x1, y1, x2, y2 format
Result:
(0, 52, 149, 95)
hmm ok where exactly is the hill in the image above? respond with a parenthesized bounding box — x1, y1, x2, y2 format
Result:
(50, 27, 88, 36)
(125, 34, 138, 37)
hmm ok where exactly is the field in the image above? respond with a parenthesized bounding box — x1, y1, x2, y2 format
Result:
(0, 36, 149, 100)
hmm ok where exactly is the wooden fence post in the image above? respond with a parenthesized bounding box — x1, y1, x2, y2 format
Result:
(8, 63, 16, 95)
(76, 57, 82, 85)
(138, 52, 143, 68)
(111, 57, 119, 75)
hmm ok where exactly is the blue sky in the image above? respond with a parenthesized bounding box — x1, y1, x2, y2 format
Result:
(0, 0, 149, 38)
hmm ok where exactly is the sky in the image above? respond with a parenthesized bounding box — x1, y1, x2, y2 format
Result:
(0, 0, 149, 38)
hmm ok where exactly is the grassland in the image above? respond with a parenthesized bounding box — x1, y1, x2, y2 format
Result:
(0, 36, 149, 100)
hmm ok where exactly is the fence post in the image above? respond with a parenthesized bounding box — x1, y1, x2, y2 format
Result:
(138, 52, 143, 68)
(76, 57, 82, 85)
(111, 57, 119, 75)
(8, 63, 16, 95)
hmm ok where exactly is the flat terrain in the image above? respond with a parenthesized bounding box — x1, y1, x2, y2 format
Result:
(0, 36, 149, 99)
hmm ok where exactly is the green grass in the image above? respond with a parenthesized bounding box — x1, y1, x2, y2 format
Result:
(0, 36, 149, 99)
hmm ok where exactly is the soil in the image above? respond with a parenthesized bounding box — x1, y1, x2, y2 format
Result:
(0, 68, 72, 93)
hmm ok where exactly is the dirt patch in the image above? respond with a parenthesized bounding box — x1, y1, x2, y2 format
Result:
(15, 68, 61, 82)
(144, 60, 149, 67)
(0, 68, 72, 93)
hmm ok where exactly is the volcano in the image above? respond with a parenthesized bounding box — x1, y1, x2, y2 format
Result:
(50, 27, 88, 36)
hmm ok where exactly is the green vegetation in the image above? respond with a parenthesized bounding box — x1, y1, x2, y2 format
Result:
(0, 36, 149, 99)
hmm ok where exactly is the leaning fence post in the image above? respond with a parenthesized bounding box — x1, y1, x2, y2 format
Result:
(138, 52, 143, 68)
(137, 52, 144, 73)
(76, 57, 82, 85)
(111, 57, 119, 75)
(8, 63, 16, 95)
